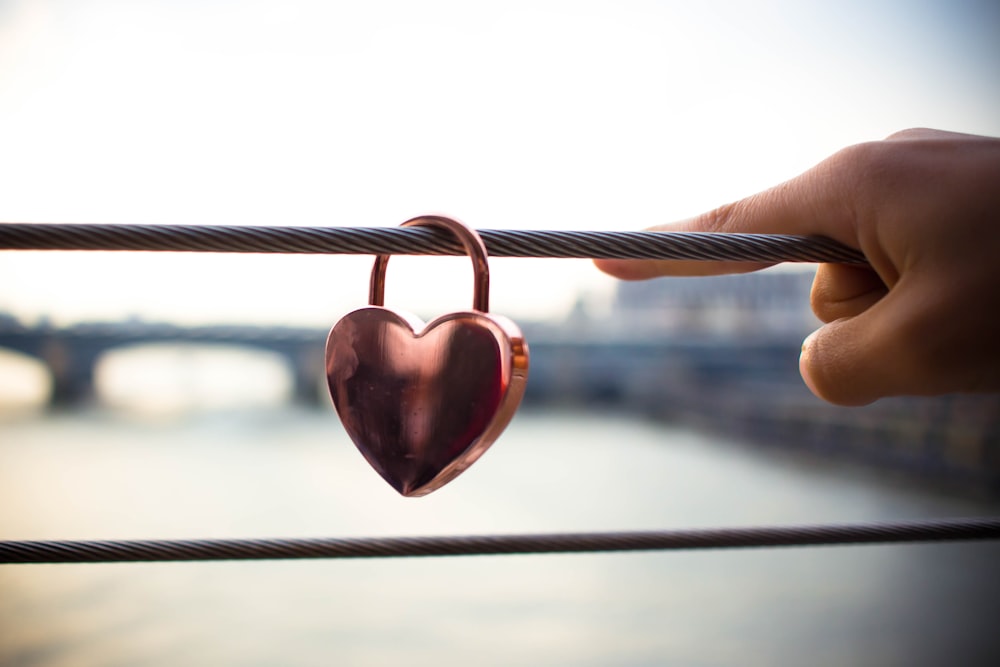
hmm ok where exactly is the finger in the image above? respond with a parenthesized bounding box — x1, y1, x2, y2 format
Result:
(592, 247, 770, 279)
(799, 283, 948, 405)
(809, 263, 887, 323)
(800, 318, 905, 407)
(594, 153, 862, 280)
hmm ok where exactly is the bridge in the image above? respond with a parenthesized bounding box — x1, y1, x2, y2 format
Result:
(3, 312, 998, 490)
(0, 314, 802, 409)
(0, 318, 329, 407)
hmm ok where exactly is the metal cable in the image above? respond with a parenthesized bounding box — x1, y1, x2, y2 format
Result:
(2, 518, 998, 564)
(2, 224, 975, 564)
(0, 223, 867, 263)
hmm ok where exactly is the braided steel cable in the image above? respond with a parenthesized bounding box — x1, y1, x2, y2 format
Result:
(5, 224, 980, 565)
(2, 518, 998, 564)
(0, 223, 867, 263)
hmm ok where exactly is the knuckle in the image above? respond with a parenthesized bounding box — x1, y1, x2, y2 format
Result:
(699, 201, 743, 233)
(830, 141, 885, 179)
(808, 297, 838, 325)
(808, 266, 836, 321)
(808, 264, 887, 323)
(827, 140, 908, 220)
(808, 291, 835, 325)
(699, 195, 771, 234)
(883, 127, 935, 141)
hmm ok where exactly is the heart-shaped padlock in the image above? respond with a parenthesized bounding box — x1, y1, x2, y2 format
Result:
(325, 216, 529, 497)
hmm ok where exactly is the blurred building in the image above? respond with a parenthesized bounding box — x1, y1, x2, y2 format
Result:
(612, 269, 818, 338)
(525, 269, 1000, 494)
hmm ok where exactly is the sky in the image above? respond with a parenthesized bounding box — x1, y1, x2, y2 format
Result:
(0, 0, 998, 326)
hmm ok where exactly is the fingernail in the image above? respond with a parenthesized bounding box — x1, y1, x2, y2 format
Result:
(799, 330, 819, 396)
(801, 330, 817, 355)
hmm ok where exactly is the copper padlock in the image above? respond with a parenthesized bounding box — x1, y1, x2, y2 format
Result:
(325, 215, 529, 496)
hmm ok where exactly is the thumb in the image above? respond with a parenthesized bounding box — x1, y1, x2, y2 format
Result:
(798, 288, 936, 405)
(799, 319, 885, 406)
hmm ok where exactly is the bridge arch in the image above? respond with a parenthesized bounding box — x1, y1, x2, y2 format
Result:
(95, 343, 307, 414)
(0, 323, 329, 410)
(0, 349, 51, 411)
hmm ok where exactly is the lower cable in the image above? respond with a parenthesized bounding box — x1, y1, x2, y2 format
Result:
(2, 517, 998, 564)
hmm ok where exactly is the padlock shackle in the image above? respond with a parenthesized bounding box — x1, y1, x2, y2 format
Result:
(369, 216, 490, 312)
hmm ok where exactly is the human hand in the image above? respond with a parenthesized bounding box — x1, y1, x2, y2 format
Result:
(595, 129, 1000, 406)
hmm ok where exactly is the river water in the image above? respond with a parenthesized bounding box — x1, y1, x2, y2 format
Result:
(2, 406, 1000, 666)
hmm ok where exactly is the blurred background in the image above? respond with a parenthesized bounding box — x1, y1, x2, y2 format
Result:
(2, 1, 1000, 665)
